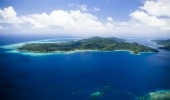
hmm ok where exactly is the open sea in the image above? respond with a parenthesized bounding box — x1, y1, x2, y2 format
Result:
(0, 36, 170, 100)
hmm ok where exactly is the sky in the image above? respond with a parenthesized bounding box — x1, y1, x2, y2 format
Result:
(0, 0, 170, 37)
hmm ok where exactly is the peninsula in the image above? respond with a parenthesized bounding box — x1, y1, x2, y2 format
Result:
(153, 39, 170, 50)
(17, 37, 159, 54)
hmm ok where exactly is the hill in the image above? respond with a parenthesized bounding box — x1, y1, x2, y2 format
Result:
(153, 39, 170, 50)
(18, 37, 159, 54)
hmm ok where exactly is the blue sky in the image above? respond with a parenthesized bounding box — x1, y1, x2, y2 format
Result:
(0, 0, 141, 21)
(0, 0, 170, 37)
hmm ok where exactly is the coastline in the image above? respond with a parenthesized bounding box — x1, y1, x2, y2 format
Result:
(0, 39, 157, 56)
(3, 48, 156, 56)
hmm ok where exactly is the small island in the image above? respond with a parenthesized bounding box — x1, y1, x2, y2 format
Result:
(17, 37, 159, 54)
(153, 39, 170, 50)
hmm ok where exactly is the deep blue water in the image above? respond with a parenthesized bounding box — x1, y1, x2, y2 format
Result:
(0, 38, 170, 100)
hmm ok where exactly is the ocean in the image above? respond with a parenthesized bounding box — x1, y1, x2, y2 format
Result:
(0, 37, 170, 100)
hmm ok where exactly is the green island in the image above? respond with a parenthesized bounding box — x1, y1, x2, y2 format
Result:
(17, 37, 159, 54)
(153, 39, 170, 50)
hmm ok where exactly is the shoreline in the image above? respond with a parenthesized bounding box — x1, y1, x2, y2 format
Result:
(4, 49, 155, 56)
(0, 39, 157, 56)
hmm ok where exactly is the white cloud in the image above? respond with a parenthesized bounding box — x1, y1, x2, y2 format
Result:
(69, 4, 100, 12)
(130, 11, 166, 27)
(107, 17, 113, 22)
(0, 6, 134, 36)
(130, 0, 170, 31)
(0, 1, 170, 37)
(140, 0, 170, 17)
(0, 6, 106, 35)
(0, 6, 24, 28)
(68, 4, 88, 12)
(80, 4, 88, 12)
(21, 10, 104, 33)
(94, 7, 100, 11)
(0, 25, 7, 30)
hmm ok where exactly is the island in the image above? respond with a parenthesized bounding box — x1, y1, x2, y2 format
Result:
(17, 37, 159, 54)
(153, 39, 170, 50)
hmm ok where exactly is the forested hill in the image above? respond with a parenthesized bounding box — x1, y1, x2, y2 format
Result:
(153, 39, 170, 50)
(18, 37, 159, 54)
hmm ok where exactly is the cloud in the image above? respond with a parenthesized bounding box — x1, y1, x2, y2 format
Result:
(94, 7, 100, 11)
(107, 17, 113, 22)
(0, 1, 170, 37)
(0, 6, 24, 28)
(77, 4, 88, 12)
(0, 6, 139, 36)
(21, 10, 104, 33)
(68, 4, 88, 12)
(69, 4, 100, 12)
(130, 11, 166, 27)
(140, 0, 170, 17)
(0, 6, 107, 35)
(130, 0, 170, 31)
(0, 25, 7, 30)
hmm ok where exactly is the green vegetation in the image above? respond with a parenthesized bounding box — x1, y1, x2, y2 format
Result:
(18, 36, 159, 54)
(153, 39, 170, 46)
(153, 39, 170, 50)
